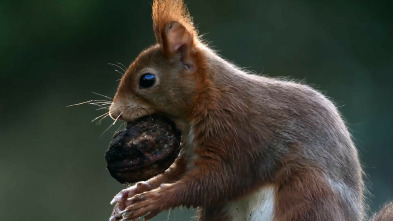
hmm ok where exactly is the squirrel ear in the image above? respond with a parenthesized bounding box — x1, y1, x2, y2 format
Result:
(165, 21, 191, 53)
(164, 21, 194, 67)
(152, 0, 197, 69)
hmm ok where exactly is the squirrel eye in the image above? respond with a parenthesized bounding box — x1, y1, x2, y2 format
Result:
(139, 73, 156, 89)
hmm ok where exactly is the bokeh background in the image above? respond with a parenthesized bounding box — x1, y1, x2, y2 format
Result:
(1, 0, 392, 220)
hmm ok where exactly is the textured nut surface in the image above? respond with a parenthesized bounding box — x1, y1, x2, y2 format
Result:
(105, 115, 181, 184)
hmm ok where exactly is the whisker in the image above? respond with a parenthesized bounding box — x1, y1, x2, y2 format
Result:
(88, 103, 110, 108)
(115, 122, 126, 131)
(96, 106, 109, 111)
(67, 99, 110, 107)
(97, 113, 110, 125)
(117, 62, 127, 70)
(114, 69, 124, 76)
(100, 109, 124, 136)
(91, 92, 113, 100)
(112, 112, 122, 125)
(100, 121, 117, 137)
(90, 101, 112, 106)
(67, 101, 93, 107)
(108, 62, 125, 73)
(92, 112, 109, 123)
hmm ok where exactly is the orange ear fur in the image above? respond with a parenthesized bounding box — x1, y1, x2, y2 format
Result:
(152, 0, 197, 57)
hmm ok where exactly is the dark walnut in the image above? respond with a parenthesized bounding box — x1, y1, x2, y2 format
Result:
(105, 115, 181, 184)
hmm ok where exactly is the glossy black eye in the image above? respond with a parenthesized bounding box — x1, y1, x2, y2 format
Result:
(139, 73, 156, 89)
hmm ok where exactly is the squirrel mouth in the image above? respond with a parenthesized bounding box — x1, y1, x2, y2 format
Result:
(105, 115, 181, 184)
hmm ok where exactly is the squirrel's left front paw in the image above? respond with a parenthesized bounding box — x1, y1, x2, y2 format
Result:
(109, 203, 123, 221)
(119, 189, 164, 220)
(110, 181, 152, 221)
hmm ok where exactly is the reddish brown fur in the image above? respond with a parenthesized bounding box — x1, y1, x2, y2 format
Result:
(108, 1, 392, 221)
(152, 0, 196, 56)
(274, 149, 345, 220)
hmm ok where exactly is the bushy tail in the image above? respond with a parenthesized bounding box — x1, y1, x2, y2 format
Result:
(370, 202, 393, 221)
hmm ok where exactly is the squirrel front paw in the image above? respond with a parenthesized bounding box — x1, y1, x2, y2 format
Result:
(112, 184, 175, 221)
(118, 188, 165, 220)
(109, 181, 152, 221)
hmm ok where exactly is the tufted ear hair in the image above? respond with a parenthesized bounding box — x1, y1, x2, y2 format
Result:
(152, 0, 198, 70)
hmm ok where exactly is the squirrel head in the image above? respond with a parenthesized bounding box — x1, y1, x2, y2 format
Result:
(109, 0, 209, 122)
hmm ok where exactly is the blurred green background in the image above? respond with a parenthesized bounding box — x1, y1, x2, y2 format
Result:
(1, 0, 392, 220)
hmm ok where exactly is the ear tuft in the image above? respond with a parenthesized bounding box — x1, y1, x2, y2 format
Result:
(152, 0, 197, 55)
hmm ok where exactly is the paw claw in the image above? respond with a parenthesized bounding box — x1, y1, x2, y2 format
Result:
(119, 209, 128, 215)
(109, 215, 118, 221)
(110, 195, 121, 205)
(111, 189, 129, 205)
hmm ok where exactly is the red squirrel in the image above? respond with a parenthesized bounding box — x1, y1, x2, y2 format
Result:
(107, 0, 392, 220)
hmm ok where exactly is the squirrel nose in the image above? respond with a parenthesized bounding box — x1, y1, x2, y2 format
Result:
(109, 106, 123, 120)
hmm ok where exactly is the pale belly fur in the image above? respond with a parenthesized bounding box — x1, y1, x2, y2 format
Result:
(225, 185, 275, 221)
